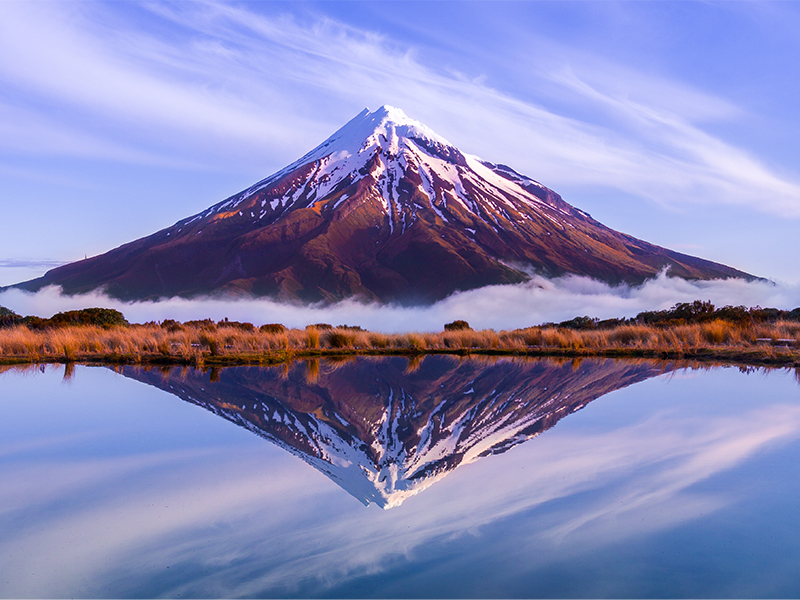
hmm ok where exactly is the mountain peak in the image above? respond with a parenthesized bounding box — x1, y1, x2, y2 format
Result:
(357, 104, 446, 138)
(12, 106, 756, 303)
(229, 106, 455, 206)
(206, 105, 473, 233)
(309, 104, 454, 160)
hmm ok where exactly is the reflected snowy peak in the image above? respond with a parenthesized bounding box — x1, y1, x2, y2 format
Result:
(120, 356, 671, 508)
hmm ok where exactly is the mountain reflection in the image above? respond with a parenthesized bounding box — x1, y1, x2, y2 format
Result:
(118, 356, 672, 508)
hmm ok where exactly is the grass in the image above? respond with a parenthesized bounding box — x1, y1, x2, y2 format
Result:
(0, 318, 799, 368)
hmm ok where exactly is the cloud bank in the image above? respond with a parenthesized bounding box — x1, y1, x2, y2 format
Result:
(1, 273, 797, 332)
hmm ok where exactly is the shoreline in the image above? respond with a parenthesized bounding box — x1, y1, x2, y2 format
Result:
(2, 306, 799, 370)
(1, 344, 798, 369)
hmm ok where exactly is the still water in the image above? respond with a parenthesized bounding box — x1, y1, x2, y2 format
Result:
(2, 356, 800, 598)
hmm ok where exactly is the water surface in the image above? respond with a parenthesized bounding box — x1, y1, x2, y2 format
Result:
(1, 357, 800, 598)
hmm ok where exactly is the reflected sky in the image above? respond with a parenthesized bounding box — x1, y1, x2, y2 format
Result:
(1, 360, 800, 598)
(118, 357, 672, 508)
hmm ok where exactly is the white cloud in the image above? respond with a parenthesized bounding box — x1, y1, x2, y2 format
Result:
(1, 273, 798, 332)
(0, 1, 798, 215)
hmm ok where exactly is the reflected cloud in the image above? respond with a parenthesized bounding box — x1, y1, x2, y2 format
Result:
(537, 406, 800, 547)
(2, 362, 800, 597)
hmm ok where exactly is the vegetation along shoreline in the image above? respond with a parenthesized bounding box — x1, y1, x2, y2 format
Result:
(1, 301, 799, 369)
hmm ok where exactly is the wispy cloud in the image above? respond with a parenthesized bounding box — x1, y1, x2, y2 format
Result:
(546, 64, 800, 214)
(0, 259, 67, 270)
(0, 1, 798, 215)
(1, 273, 798, 331)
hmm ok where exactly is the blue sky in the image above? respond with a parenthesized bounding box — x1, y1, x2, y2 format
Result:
(1, 1, 799, 292)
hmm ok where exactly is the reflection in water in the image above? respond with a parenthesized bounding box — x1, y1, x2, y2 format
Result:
(119, 356, 674, 508)
(4, 360, 800, 598)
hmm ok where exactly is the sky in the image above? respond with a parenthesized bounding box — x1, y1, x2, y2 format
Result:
(1, 1, 799, 325)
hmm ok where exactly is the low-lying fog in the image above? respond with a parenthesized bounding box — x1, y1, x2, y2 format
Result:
(1, 273, 799, 332)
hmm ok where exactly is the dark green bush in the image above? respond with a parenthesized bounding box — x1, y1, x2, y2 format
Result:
(21, 316, 47, 329)
(558, 316, 597, 330)
(46, 308, 128, 329)
(161, 319, 184, 331)
(217, 318, 255, 332)
(444, 320, 471, 331)
(184, 319, 217, 330)
(0, 306, 22, 328)
(714, 305, 751, 323)
(336, 324, 366, 331)
(749, 307, 783, 322)
(260, 323, 287, 334)
(596, 318, 626, 330)
(637, 300, 716, 326)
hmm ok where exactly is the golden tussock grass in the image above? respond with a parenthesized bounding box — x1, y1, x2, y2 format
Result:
(0, 319, 798, 365)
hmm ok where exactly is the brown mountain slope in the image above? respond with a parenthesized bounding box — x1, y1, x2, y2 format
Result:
(12, 106, 756, 304)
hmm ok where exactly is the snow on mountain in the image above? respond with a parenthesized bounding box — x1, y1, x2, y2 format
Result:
(13, 105, 756, 302)
(175, 105, 581, 239)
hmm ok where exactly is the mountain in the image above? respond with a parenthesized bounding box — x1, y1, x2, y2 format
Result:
(119, 356, 673, 508)
(12, 106, 754, 303)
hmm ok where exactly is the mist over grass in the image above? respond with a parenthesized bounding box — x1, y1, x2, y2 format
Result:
(1, 273, 798, 333)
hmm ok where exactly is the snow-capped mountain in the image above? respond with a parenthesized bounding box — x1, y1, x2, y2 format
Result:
(15, 106, 753, 302)
(120, 356, 672, 508)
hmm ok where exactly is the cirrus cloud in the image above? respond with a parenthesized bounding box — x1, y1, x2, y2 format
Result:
(0, 1, 798, 216)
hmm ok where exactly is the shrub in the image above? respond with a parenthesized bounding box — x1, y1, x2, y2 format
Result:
(558, 316, 597, 330)
(46, 308, 129, 329)
(260, 323, 287, 334)
(637, 300, 715, 326)
(444, 320, 471, 332)
(21, 316, 47, 329)
(161, 319, 184, 332)
(750, 307, 784, 323)
(596, 318, 626, 329)
(307, 323, 333, 330)
(336, 324, 366, 331)
(217, 318, 255, 332)
(0, 306, 21, 328)
(184, 319, 217, 330)
(671, 300, 715, 322)
(714, 305, 751, 324)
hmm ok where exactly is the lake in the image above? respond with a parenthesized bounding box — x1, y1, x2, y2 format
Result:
(2, 356, 800, 598)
